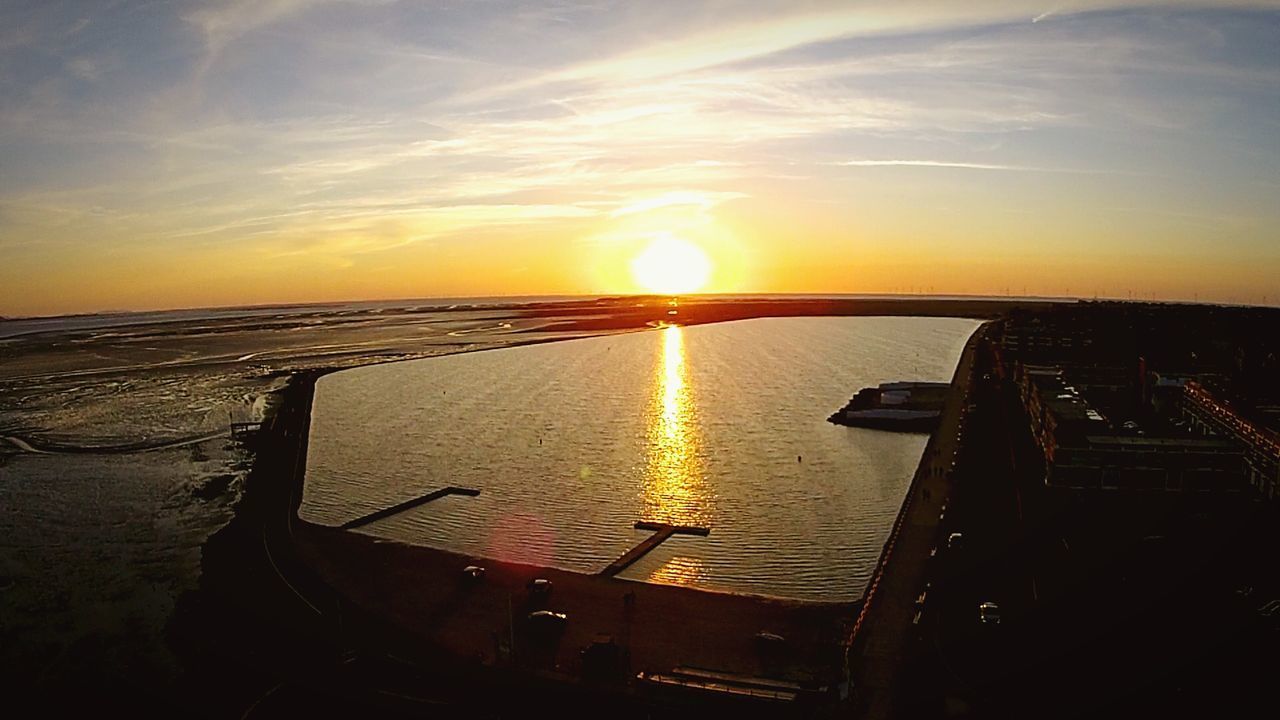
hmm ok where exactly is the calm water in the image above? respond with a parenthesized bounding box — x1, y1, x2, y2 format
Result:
(301, 317, 980, 601)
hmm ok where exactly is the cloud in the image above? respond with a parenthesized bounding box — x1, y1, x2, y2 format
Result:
(833, 159, 1090, 172)
(65, 17, 91, 36)
(65, 57, 101, 81)
(0, 1, 1253, 251)
(462, 0, 1280, 101)
(3, 0, 1280, 312)
(184, 0, 325, 60)
(182, 0, 397, 72)
(611, 191, 749, 218)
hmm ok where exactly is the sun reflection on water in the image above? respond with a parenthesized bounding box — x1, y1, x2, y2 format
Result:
(650, 555, 708, 586)
(640, 324, 713, 531)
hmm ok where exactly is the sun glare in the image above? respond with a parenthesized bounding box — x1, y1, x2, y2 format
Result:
(630, 235, 712, 295)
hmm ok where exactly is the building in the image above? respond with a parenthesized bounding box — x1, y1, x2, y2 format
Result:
(1182, 381, 1280, 500)
(1016, 365, 1247, 493)
(1017, 364, 1108, 464)
(1049, 434, 1245, 491)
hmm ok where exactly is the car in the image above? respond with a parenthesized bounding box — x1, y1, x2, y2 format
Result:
(754, 631, 787, 648)
(1259, 599, 1280, 618)
(947, 532, 964, 550)
(581, 634, 625, 680)
(527, 609, 568, 631)
(527, 578, 553, 596)
(978, 601, 1001, 625)
(461, 565, 485, 581)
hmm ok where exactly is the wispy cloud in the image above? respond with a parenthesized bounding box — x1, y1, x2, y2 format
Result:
(463, 1, 1280, 101)
(832, 159, 1095, 173)
(611, 191, 749, 218)
(184, 0, 334, 70)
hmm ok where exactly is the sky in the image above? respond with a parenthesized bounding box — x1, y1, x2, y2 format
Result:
(1, 0, 1278, 316)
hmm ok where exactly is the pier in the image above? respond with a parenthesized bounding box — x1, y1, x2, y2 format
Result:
(339, 486, 480, 530)
(599, 521, 710, 577)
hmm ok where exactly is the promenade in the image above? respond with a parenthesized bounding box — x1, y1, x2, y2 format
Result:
(848, 324, 987, 718)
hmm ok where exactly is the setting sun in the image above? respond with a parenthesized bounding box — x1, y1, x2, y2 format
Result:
(630, 235, 713, 295)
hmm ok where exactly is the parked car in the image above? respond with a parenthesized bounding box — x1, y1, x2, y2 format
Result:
(461, 565, 485, 582)
(754, 631, 786, 650)
(527, 578, 553, 596)
(1259, 599, 1280, 617)
(978, 601, 1001, 625)
(527, 609, 568, 633)
(947, 532, 964, 550)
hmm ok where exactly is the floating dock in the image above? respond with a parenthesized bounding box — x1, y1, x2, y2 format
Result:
(599, 521, 710, 577)
(340, 486, 480, 530)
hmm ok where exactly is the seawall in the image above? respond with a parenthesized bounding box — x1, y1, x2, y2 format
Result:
(843, 322, 991, 716)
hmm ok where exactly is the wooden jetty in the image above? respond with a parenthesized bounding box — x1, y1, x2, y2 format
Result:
(600, 521, 710, 577)
(341, 486, 480, 530)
